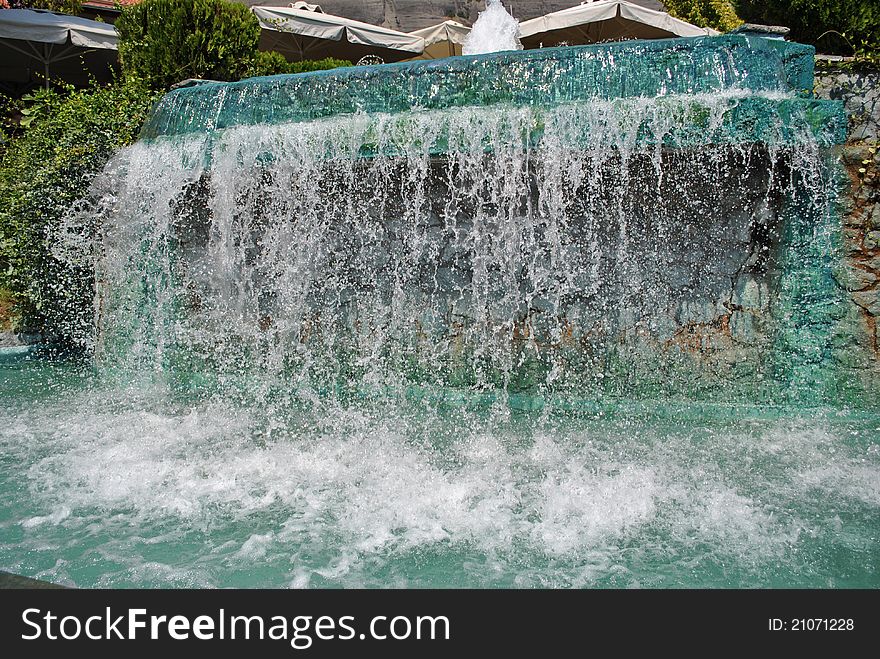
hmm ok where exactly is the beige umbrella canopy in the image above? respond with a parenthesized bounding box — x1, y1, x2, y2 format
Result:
(519, 0, 717, 49)
(251, 3, 425, 63)
(408, 20, 471, 60)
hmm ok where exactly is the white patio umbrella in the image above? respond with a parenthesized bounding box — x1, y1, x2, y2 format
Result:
(519, 0, 717, 50)
(408, 20, 471, 60)
(251, 4, 424, 64)
(0, 8, 118, 91)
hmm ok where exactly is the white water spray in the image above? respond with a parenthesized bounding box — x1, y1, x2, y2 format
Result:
(462, 0, 522, 56)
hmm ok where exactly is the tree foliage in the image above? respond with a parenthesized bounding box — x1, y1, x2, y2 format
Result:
(0, 81, 160, 344)
(735, 0, 880, 58)
(4, 1, 82, 12)
(116, 0, 263, 89)
(116, 0, 352, 89)
(664, 0, 742, 33)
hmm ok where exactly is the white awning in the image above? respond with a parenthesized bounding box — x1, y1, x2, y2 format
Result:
(409, 20, 471, 59)
(0, 9, 118, 89)
(251, 4, 425, 63)
(0, 8, 117, 50)
(519, 1, 717, 49)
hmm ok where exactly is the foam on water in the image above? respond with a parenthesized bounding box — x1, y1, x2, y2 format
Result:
(1, 363, 877, 588)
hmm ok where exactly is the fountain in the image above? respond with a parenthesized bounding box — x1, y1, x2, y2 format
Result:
(1, 25, 878, 588)
(462, 0, 522, 55)
(95, 34, 857, 409)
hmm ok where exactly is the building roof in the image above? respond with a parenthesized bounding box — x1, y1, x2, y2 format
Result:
(81, 0, 141, 10)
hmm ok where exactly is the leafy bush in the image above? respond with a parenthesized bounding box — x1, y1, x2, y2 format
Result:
(0, 80, 160, 345)
(664, 0, 742, 33)
(116, 0, 262, 89)
(246, 53, 352, 78)
(735, 0, 880, 58)
(246, 50, 291, 78)
(288, 58, 352, 74)
(0, 93, 21, 148)
(0, 287, 16, 332)
(116, 0, 352, 88)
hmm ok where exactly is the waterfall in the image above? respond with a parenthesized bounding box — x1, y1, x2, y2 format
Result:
(63, 36, 852, 409)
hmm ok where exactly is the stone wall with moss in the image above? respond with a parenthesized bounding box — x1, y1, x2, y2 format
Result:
(816, 65, 880, 397)
(816, 67, 879, 141)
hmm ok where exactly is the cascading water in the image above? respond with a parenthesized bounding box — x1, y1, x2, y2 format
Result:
(92, 100, 827, 406)
(1, 36, 877, 588)
(462, 0, 522, 56)
(87, 37, 850, 408)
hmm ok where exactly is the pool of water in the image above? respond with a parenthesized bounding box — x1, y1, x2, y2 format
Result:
(1, 351, 877, 588)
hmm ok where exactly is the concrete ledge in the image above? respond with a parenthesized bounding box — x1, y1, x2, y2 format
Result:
(0, 571, 68, 589)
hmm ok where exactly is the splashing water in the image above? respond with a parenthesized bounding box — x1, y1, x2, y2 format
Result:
(81, 91, 841, 407)
(1, 360, 877, 588)
(462, 0, 522, 55)
(2, 38, 877, 589)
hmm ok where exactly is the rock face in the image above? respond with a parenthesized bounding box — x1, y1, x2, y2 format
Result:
(240, 0, 663, 31)
(0, 332, 21, 348)
(0, 331, 40, 347)
(815, 67, 880, 142)
(814, 66, 880, 399)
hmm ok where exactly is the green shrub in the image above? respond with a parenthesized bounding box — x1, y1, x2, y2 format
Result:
(246, 50, 292, 78)
(664, 0, 742, 33)
(115, 0, 350, 88)
(246, 53, 353, 78)
(735, 0, 880, 58)
(288, 58, 352, 74)
(0, 80, 160, 345)
(0, 93, 21, 150)
(116, 0, 262, 89)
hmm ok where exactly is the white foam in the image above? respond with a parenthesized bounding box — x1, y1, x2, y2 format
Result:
(3, 385, 878, 586)
(21, 507, 70, 529)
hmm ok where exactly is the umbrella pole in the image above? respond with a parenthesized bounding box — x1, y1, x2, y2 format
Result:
(44, 43, 50, 89)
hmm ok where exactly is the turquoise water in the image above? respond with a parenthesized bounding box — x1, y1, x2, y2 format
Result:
(2, 351, 877, 588)
(3, 37, 875, 589)
(141, 36, 829, 140)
